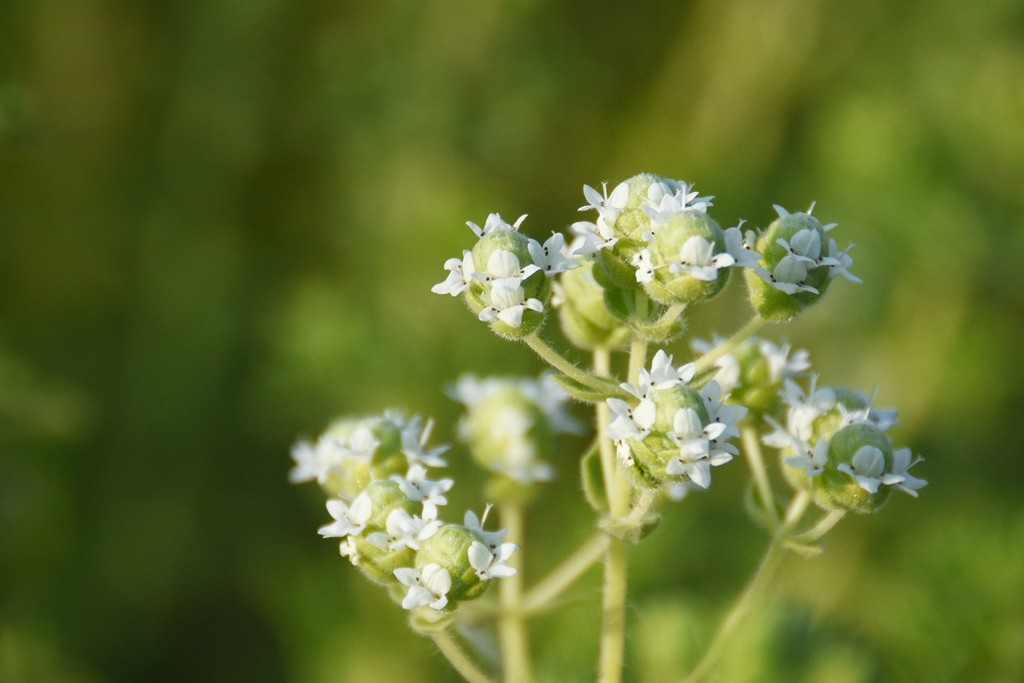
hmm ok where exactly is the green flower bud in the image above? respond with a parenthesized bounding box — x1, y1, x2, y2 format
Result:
(296, 411, 446, 498)
(586, 173, 669, 293)
(553, 260, 631, 350)
(811, 423, 896, 514)
(744, 206, 857, 321)
(451, 374, 579, 502)
(466, 228, 550, 339)
(414, 524, 491, 603)
(637, 211, 731, 305)
(351, 479, 420, 584)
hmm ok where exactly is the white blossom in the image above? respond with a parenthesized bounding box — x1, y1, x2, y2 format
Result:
(783, 437, 830, 477)
(468, 540, 519, 580)
(393, 465, 454, 519)
(889, 448, 928, 497)
(667, 235, 735, 281)
(394, 564, 452, 611)
(838, 446, 903, 494)
(431, 250, 476, 296)
(318, 491, 373, 539)
(528, 233, 580, 275)
(467, 213, 527, 238)
(367, 507, 442, 552)
(723, 223, 761, 268)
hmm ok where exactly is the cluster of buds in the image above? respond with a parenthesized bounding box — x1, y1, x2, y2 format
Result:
(290, 411, 519, 630)
(763, 378, 926, 513)
(432, 214, 579, 338)
(606, 350, 747, 497)
(449, 373, 579, 501)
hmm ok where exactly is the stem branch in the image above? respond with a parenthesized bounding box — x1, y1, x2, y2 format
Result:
(433, 629, 496, 683)
(498, 503, 531, 683)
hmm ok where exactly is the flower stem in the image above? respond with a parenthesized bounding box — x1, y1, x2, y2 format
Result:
(498, 502, 531, 683)
(681, 490, 811, 683)
(433, 629, 496, 683)
(693, 316, 766, 376)
(525, 333, 598, 387)
(598, 329, 648, 683)
(793, 509, 846, 543)
(520, 532, 609, 616)
(594, 348, 617, 507)
(741, 425, 778, 527)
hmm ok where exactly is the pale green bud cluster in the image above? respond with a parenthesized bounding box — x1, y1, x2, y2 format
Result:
(290, 410, 519, 631)
(451, 373, 579, 503)
(553, 260, 631, 350)
(765, 380, 925, 514)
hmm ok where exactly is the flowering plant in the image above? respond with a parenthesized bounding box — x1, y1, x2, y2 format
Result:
(291, 173, 925, 682)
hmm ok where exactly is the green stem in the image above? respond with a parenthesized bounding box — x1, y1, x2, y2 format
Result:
(741, 425, 778, 527)
(693, 316, 766, 376)
(793, 509, 846, 543)
(433, 629, 496, 683)
(598, 327, 648, 683)
(524, 333, 596, 387)
(498, 503, 531, 683)
(520, 532, 609, 616)
(598, 537, 629, 683)
(681, 491, 811, 683)
(594, 347, 617, 507)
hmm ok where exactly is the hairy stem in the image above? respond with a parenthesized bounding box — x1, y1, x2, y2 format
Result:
(520, 532, 609, 616)
(498, 503, 531, 683)
(524, 334, 596, 387)
(433, 629, 496, 683)
(598, 327, 648, 683)
(681, 490, 811, 683)
(741, 425, 779, 527)
(693, 316, 766, 376)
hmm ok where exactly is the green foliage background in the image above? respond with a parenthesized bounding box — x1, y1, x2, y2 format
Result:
(2, 1, 1023, 681)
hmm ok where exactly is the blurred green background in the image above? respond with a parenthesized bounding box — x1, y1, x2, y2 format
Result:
(2, 0, 1023, 681)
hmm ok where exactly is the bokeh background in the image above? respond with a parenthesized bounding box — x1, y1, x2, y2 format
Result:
(2, 0, 1023, 681)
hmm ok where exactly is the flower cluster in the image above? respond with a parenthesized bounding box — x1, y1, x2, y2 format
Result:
(290, 411, 518, 625)
(763, 377, 927, 512)
(432, 213, 578, 338)
(450, 373, 580, 489)
(572, 175, 761, 307)
(606, 350, 746, 494)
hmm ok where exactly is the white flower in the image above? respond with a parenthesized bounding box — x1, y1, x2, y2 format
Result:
(826, 239, 862, 282)
(288, 438, 330, 484)
(783, 437, 830, 477)
(759, 340, 811, 382)
(606, 397, 654, 442)
(781, 377, 837, 441)
(723, 224, 761, 268)
(622, 349, 695, 400)
(838, 446, 903, 494)
(394, 564, 452, 611)
(464, 506, 509, 549)
(477, 277, 545, 327)
(570, 218, 619, 256)
(468, 540, 519, 580)
(579, 181, 629, 225)
(667, 235, 735, 281)
(431, 250, 476, 296)
(644, 179, 714, 225)
(318, 491, 373, 539)
(392, 412, 449, 468)
(665, 407, 730, 489)
(367, 507, 442, 551)
(489, 406, 555, 483)
(393, 465, 454, 519)
(632, 249, 656, 283)
(338, 537, 360, 565)
(467, 213, 527, 238)
(700, 380, 747, 447)
(889, 448, 927, 497)
(475, 249, 541, 282)
(755, 256, 819, 295)
(528, 232, 580, 275)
